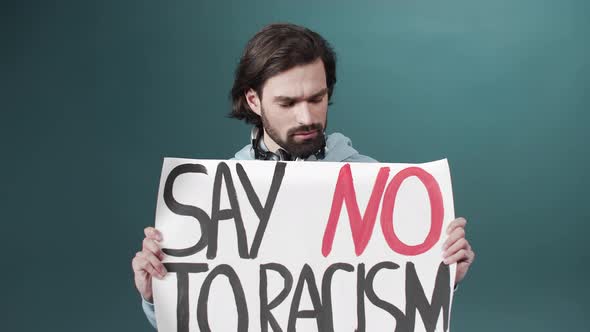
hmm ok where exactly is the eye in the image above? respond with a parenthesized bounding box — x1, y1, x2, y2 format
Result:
(279, 102, 295, 108)
(310, 98, 323, 104)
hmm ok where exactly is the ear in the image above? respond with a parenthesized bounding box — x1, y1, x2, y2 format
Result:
(245, 88, 262, 116)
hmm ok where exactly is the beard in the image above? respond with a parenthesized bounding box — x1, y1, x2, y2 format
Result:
(261, 107, 327, 159)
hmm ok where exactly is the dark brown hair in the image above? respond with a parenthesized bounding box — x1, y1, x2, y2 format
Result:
(229, 23, 337, 126)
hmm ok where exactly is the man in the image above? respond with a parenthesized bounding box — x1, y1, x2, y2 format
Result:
(132, 23, 475, 329)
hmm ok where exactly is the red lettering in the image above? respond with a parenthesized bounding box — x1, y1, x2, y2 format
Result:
(322, 165, 444, 257)
(380, 167, 444, 256)
(322, 164, 390, 257)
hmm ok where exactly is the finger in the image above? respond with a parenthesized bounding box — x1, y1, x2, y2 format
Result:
(443, 227, 466, 250)
(463, 242, 475, 262)
(143, 251, 167, 277)
(144, 227, 163, 241)
(443, 248, 469, 265)
(131, 253, 146, 274)
(143, 237, 164, 259)
(132, 254, 154, 276)
(465, 248, 475, 263)
(135, 252, 167, 278)
(446, 217, 467, 235)
(140, 258, 160, 279)
(443, 238, 469, 258)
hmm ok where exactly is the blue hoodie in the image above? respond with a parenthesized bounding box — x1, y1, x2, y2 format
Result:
(141, 132, 377, 328)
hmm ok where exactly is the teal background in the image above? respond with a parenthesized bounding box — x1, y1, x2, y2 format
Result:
(3, 0, 589, 330)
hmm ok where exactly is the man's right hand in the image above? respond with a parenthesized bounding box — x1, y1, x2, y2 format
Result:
(131, 227, 167, 303)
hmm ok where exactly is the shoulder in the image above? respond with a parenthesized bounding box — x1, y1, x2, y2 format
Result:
(343, 153, 379, 163)
(230, 144, 254, 160)
(325, 132, 379, 163)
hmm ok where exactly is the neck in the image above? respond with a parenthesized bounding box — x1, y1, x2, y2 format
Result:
(262, 129, 285, 153)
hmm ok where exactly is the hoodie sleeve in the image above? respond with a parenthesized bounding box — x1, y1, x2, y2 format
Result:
(342, 153, 379, 163)
(142, 297, 158, 329)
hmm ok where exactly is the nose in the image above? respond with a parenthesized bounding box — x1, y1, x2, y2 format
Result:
(295, 102, 313, 125)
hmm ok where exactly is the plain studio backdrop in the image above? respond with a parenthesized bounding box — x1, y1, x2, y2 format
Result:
(2, 0, 588, 331)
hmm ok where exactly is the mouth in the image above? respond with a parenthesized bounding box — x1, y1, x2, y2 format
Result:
(293, 130, 319, 140)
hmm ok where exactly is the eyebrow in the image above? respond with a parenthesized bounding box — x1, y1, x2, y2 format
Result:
(273, 88, 328, 103)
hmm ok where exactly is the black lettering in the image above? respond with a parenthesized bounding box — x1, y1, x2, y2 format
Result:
(237, 162, 286, 258)
(356, 263, 366, 332)
(287, 264, 323, 332)
(163, 263, 209, 332)
(197, 264, 249, 332)
(260, 263, 293, 332)
(320, 263, 354, 332)
(405, 262, 451, 332)
(365, 261, 408, 332)
(208, 162, 249, 259)
(163, 163, 210, 257)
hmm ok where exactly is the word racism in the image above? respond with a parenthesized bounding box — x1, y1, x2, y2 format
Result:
(154, 160, 455, 332)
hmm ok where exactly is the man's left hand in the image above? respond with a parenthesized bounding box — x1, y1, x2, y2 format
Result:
(442, 217, 475, 284)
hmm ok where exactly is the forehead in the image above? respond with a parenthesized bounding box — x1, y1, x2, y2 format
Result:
(261, 58, 327, 99)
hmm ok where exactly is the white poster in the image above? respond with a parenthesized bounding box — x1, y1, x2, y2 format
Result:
(153, 158, 456, 332)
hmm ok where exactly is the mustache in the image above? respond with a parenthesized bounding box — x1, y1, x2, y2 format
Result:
(287, 123, 324, 136)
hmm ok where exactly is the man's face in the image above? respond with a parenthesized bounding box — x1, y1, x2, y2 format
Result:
(246, 58, 329, 158)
